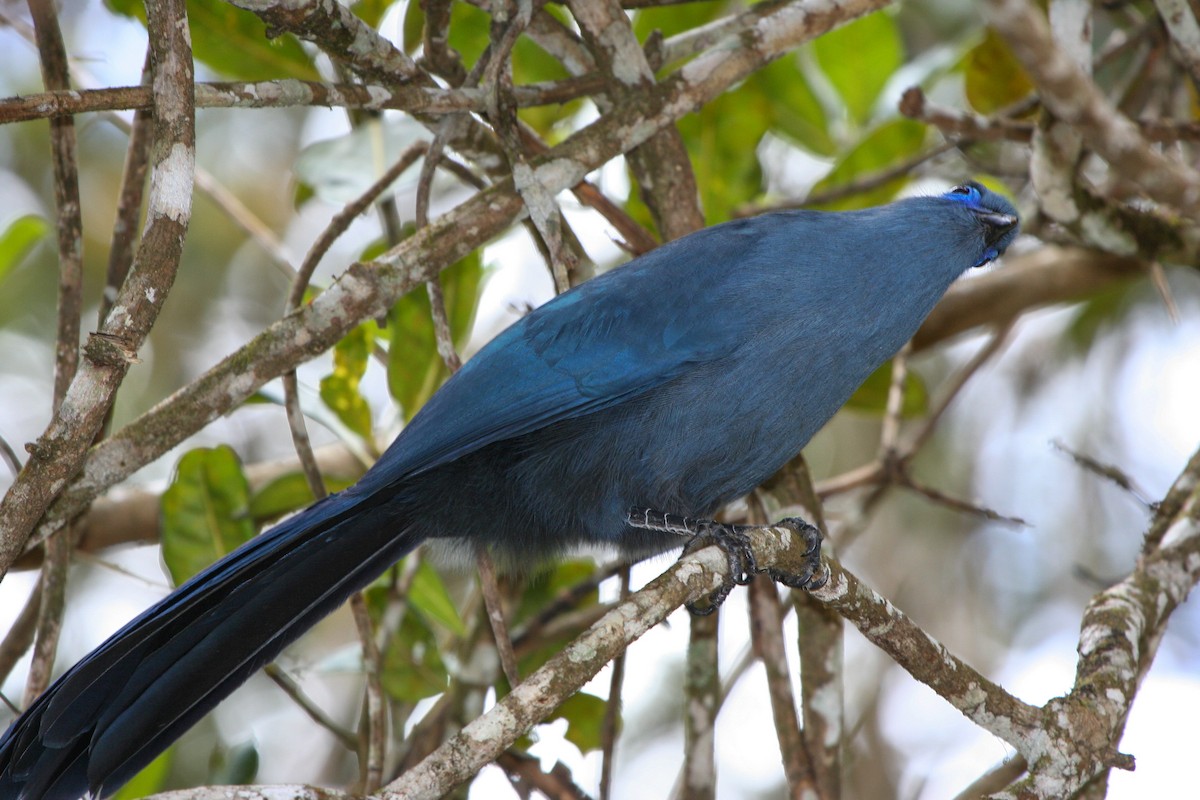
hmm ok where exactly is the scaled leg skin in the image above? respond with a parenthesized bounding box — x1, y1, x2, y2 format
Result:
(627, 509, 826, 615)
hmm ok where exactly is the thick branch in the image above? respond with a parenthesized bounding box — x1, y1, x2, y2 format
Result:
(0, 78, 606, 125)
(983, 0, 1200, 215)
(809, 560, 1044, 756)
(0, 0, 195, 577)
(993, 447, 1200, 797)
(912, 246, 1143, 351)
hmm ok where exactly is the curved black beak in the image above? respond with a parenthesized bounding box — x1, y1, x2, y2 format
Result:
(976, 210, 1018, 248)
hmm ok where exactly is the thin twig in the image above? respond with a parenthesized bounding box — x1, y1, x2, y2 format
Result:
(748, 576, 818, 798)
(263, 664, 359, 752)
(879, 341, 911, 456)
(24, 0, 84, 709)
(951, 755, 1027, 800)
(30, 0, 83, 410)
(761, 457, 842, 799)
(598, 567, 630, 800)
(350, 593, 386, 792)
(679, 612, 719, 800)
(0, 585, 41, 690)
(1146, 261, 1180, 323)
(904, 322, 1013, 456)
(476, 550, 521, 690)
(100, 53, 153, 328)
(495, 750, 594, 800)
(0, 434, 21, 479)
(1051, 439, 1157, 508)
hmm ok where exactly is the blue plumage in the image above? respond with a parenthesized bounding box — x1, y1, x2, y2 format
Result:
(0, 183, 1018, 799)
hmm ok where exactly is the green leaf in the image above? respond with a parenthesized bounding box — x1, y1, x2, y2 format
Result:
(320, 323, 375, 442)
(964, 29, 1034, 114)
(514, 36, 577, 137)
(813, 11, 903, 126)
(408, 560, 466, 636)
(633, 1, 725, 44)
(351, 0, 397, 29)
(209, 741, 259, 786)
(675, 89, 767, 223)
(1064, 281, 1136, 353)
(844, 361, 928, 417)
(514, 560, 598, 623)
(552, 692, 610, 753)
(755, 57, 836, 157)
(513, 560, 601, 675)
(160, 446, 255, 585)
(0, 215, 47, 285)
(106, 0, 318, 80)
(248, 471, 358, 523)
(295, 118, 427, 205)
(380, 609, 449, 702)
(401, 0, 424, 54)
(112, 748, 172, 800)
(809, 118, 928, 210)
(388, 250, 484, 420)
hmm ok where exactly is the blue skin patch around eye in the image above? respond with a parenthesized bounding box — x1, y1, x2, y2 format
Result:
(941, 182, 1015, 267)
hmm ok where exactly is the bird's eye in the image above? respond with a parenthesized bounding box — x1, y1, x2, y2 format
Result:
(946, 183, 982, 204)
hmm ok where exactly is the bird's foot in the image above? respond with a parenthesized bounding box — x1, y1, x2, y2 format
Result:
(628, 508, 827, 615)
(765, 517, 828, 592)
(627, 508, 756, 614)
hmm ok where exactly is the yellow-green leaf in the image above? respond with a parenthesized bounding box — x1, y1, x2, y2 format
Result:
(0, 215, 48, 285)
(351, 0, 398, 28)
(248, 471, 358, 523)
(409, 560, 466, 636)
(320, 323, 375, 441)
(755, 57, 836, 157)
(388, 251, 484, 420)
(554, 692, 610, 754)
(964, 29, 1034, 115)
(161, 446, 255, 585)
(676, 89, 767, 223)
(112, 748, 172, 800)
(380, 609, 449, 702)
(845, 361, 928, 417)
(106, 0, 318, 80)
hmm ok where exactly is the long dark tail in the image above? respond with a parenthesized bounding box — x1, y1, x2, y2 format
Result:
(0, 489, 422, 800)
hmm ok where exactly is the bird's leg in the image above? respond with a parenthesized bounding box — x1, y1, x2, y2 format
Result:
(626, 508, 754, 615)
(627, 509, 826, 615)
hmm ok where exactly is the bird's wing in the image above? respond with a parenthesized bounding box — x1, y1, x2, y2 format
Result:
(359, 226, 768, 490)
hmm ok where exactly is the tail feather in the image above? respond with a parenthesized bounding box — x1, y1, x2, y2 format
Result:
(0, 489, 422, 800)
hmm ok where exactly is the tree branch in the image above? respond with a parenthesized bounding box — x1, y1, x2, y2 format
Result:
(983, 0, 1200, 215)
(0, 0, 195, 577)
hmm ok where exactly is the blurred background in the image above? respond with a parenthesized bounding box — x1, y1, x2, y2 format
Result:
(1, 1, 1198, 798)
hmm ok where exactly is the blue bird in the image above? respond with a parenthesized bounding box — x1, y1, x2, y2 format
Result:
(0, 182, 1018, 799)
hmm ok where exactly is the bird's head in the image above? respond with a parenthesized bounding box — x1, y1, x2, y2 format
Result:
(941, 182, 1020, 268)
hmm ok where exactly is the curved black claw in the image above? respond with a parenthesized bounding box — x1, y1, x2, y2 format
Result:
(680, 521, 757, 615)
(764, 517, 827, 591)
